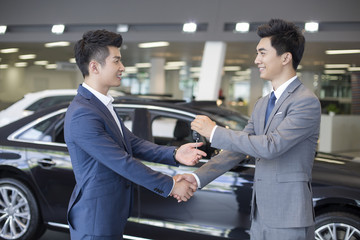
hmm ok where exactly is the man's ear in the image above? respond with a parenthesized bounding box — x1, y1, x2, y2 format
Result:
(282, 52, 292, 66)
(89, 61, 100, 74)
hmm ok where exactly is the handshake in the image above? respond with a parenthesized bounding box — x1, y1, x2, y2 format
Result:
(170, 173, 198, 202)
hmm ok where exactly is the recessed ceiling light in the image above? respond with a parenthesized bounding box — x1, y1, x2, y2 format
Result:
(348, 67, 360, 71)
(325, 64, 351, 69)
(46, 64, 57, 69)
(326, 49, 360, 55)
(0, 25, 7, 34)
(34, 60, 49, 66)
(117, 24, 129, 33)
(324, 69, 346, 74)
(166, 61, 186, 67)
(45, 41, 70, 48)
(125, 66, 138, 73)
(19, 54, 36, 60)
(14, 62, 28, 67)
(305, 22, 319, 32)
(235, 22, 250, 33)
(52, 24, 65, 34)
(0, 48, 19, 53)
(183, 22, 197, 33)
(69, 58, 76, 63)
(135, 63, 151, 68)
(138, 42, 169, 48)
(224, 66, 241, 71)
(0, 64, 9, 69)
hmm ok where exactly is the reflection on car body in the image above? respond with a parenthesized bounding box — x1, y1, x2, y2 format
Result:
(0, 99, 359, 240)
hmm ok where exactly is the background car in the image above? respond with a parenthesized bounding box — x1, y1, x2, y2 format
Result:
(0, 89, 125, 127)
(0, 99, 359, 240)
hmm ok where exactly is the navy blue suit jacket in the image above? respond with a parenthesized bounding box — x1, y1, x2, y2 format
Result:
(64, 85, 177, 237)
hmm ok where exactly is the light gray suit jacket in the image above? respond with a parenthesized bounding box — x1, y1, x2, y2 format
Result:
(195, 78, 321, 228)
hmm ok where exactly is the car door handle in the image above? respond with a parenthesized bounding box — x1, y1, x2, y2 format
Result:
(37, 158, 56, 168)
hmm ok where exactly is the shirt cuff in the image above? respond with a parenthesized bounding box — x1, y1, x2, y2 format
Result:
(209, 125, 218, 143)
(191, 173, 201, 189)
(168, 178, 175, 197)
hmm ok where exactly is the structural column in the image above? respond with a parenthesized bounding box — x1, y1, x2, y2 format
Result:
(196, 41, 226, 100)
(149, 57, 165, 94)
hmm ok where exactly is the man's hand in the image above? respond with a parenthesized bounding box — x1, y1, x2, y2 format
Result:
(175, 142, 207, 166)
(170, 177, 197, 202)
(191, 115, 216, 138)
(172, 174, 198, 202)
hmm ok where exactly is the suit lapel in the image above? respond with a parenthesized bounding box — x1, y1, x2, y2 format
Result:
(78, 85, 130, 153)
(264, 78, 302, 133)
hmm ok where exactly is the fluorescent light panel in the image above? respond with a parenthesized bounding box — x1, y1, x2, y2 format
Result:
(0, 25, 7, 34)
(305, 22, 319, 32)
(224, 66, 241, 71)
(135, 63, 151, 68)
(19, 54, 36, 60)
(117, 24, 129, 33)
(14, 62, 28, 67)
(45, 41, 70, 48)
(52, 24, 65, 34)
(34, 60, 49, 66)
(0, 48, 19, 53)
(0, 64, 9, 69)
(348, 67, 360, 71)
(235, 22, 250, 32)
(324, 69, 346, 74)
(325, 64, 351, 69)
(183, 22, 197, 33)
(138, 41, 169, 48)
(326, 49, 360, 55)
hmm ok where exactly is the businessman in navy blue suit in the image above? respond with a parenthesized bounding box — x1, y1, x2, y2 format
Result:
(64, 30, 206, 240)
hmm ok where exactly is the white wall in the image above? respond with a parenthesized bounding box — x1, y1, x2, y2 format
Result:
(318, 114, 360, 153)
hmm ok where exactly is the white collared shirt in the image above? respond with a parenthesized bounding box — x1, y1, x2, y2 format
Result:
(82, 83, 123, 136)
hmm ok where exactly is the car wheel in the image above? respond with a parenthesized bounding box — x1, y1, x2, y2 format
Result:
(315, 211, 360, 240)
(0, 178, 43, 240)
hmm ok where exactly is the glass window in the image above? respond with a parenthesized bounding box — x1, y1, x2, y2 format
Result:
(26, 96, 75, 112)
(152, 117, 192, 147)
(16, 115, 62, 142)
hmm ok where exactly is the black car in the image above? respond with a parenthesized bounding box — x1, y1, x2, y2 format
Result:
(0, 99, 359, 240)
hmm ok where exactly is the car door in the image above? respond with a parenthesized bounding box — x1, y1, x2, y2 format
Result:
(10, 110, 75, 224)
(134, 108, 255, 239)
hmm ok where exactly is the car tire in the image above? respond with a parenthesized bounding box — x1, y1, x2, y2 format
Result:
(0, 178, 44, 240)
(315, 211, 360, 240)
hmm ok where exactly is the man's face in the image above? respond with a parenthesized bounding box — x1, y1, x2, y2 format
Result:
(98, 46, 125, 88)
(254, 37, 284, 81)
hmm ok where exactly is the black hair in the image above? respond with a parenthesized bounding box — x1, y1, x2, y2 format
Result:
(74, 29, 123, 77)
(257, 19, 305, 70)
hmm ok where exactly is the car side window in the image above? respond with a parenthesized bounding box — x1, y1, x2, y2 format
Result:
(26, 96, 75, 112)
(152, 116, 192, 147)
(16, 114, 64, 142)
(115, 109, 134, 132)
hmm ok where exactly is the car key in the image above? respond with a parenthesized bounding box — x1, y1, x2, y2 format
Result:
(192, 131, 200, 149)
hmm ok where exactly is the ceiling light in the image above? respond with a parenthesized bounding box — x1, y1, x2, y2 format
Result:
(0, 64, 9, 69)
(165, 65, 181, 70)
(138, 42, 169, 48)
(166, 61, 186, 67)
(117, 24, 129, 33)
(34, 60, 49, 66)
(224, 66, 241, 71)
(305, 22, 319, 32)
(19, 54, 36, 60)
(348, 67, 360, 71)
(235, 22, 250, 33)
(0, 25, 7, 34)
(14, 62, 28, 67)
(326, 49, 360, 55)
(135, 63, 151, 68)
(190, 67, 201, 72)
(183, 22, 197, 33)
(125, 66, 138, 73)
(69, 58, 76, 63)
(45, 41, 70, 48)
(0, 48, 19, 53)
(324, 69, 346, 74)
(325, 64, 351, 69)
(46, 64, 57, 69)
(51, 24, 65, 34)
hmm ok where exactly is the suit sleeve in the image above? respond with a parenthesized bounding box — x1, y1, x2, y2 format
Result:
(69, 109, 174, 197)
(211, 94, 321, 160)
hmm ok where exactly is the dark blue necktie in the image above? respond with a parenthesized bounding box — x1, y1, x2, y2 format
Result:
(265, 91, 276, 126)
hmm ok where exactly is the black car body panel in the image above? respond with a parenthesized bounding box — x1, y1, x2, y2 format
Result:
(0, 100, 359, 240)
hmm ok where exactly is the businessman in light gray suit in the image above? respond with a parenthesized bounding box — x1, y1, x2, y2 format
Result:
(176, 19, 321, 240)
